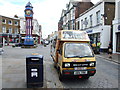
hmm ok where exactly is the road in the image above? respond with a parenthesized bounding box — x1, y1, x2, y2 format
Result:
(1, 44, 119, 89)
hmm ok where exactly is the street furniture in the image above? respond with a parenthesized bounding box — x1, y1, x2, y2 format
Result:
(26, 54, 43, 88)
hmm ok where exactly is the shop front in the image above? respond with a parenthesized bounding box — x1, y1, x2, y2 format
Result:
(113, 24, 120, 53)
(2, 34, 21, 45)
(86, 25, 111, 52)
(89, 33, 100, 45)
(116, 32, 120, 52)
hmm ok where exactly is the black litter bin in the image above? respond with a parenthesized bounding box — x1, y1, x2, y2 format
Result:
(26, 54, 43, 88)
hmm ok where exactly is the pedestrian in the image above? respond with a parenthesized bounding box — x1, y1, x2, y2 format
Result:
(92, 43, 96, 54)
(96, 41, 101, 54)
(108, 41, 112, 58)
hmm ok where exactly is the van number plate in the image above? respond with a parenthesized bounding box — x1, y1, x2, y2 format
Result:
(74, 71, 87, 75)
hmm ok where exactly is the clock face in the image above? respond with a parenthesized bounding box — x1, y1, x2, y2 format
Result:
(26, 10, 31, 15)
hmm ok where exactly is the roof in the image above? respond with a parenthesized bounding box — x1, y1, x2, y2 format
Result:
(0, 15, 20, 20)
(25, 2, 33, 8)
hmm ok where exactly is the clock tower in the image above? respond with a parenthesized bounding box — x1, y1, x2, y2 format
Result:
(24, 2, 34, 46)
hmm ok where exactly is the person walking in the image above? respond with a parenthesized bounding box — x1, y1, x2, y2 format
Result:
(108, 41, 112, 58)
(92, 43, 96, 54)
(96, 41, 101, 54)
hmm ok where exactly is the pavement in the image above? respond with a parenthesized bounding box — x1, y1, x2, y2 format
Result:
(96, 52, 120, 64)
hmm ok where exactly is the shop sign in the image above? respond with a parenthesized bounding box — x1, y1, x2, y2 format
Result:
(62, 31, 89, 40)
(86, 30, 93, 33)
(118, 25, 120, 30)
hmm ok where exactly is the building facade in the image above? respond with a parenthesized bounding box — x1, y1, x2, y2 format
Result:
(75, 1, 94, 30)
(78, 0, 115, 51)
(112, 0, 120, 53)
(58, 0, 94, 31)
(0, 15, 20, 46)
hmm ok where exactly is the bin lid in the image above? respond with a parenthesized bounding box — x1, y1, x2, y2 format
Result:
(26, 53, 43, 58)
(31, 53, 39, 55)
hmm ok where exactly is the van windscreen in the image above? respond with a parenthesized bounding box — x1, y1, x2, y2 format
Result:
(64, 43, 94, 58)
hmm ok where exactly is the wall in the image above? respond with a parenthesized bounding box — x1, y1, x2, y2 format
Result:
(112, 0, 120, 53)
(79, 2, 104, 30)
(104, 2, 115, 25)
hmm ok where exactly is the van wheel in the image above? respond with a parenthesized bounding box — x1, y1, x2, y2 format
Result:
(58, 69, 63, 81)
(54, 62, 57, 69)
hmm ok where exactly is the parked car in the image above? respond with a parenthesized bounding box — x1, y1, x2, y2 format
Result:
(12, 43, 24, 47)
(44, 41, 49, 45)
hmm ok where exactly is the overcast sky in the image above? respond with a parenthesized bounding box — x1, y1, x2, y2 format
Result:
(0, 0, 100, 38)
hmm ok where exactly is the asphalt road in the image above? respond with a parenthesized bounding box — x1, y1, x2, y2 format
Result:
(1, 44, 119, 89)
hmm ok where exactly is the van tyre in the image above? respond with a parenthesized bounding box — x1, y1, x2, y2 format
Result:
(58, 69, 63, 81)
(59, 72, 63, 81)
(54, 62, 57, 69)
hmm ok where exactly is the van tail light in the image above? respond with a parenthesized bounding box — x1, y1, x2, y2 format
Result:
(90, 71, 95, 74)
(64, 72, 70, 75)
(79, 76, 82, 78)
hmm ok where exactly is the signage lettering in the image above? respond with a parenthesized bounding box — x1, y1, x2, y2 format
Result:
(118, 25, 120, 30)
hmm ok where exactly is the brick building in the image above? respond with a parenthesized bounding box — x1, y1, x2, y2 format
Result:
(0, 15, 20, 46)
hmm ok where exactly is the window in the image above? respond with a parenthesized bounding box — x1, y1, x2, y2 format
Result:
(77, 21, 79, 30)
(2, 26, 6, 33)
(8, 20, 12, 25)
(90, 15, 93, 27)
(85, 17, 88, 28)
(96, 11, 100, 24)
(81, 19, 83, 29)
(2, 19, 6, 24)
(8, 27, 12, 33)
(64, 43, 94, 58)
(14, 28, 18, 34)
(14, 21, 18, 26)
